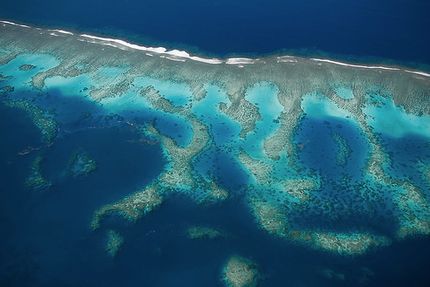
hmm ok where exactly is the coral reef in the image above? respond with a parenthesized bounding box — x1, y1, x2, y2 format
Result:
(222, 255, 260, 287)
(1, 22, 430, 258)
(105, 229, 124, 257)
(219, 98, 261, 138)
(318, 267, 345, 281)
(19, 64, 36, 71)
(25, 155, 51, 190)
(418, 162, 430, 185)
(140, 85, 182, 114)
(91, 184, 163, 230)
(332, 132, 352, 166)
(2, 99, 57, 144)
(67, 150, 97, 177)
(186, 226, 227, 240)
(0, 85, 14, 95)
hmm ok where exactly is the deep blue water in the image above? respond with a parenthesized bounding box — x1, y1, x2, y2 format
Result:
(293, 115, 396, 236)
(382, 134, 430, 189)
(295, 116, 368, 181)
(1, 0, 430, 66)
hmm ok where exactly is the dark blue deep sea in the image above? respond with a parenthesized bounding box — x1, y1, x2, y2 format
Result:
(1, 0, 430, 66)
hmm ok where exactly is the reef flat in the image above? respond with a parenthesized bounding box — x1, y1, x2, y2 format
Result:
(186, 225, 228, 240)
(222, 255, 260, 287)
(25, 154, 51, 190)
(1, 20, 430, 272)
(2, 99, 57, 144)
(105, 229, 124, 257)
(66, 149, 97, 178)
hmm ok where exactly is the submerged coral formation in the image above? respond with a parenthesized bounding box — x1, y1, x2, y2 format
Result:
(186, 226, 227, 240)
(25, 155, 51, 190)
(2, 99, 57, 144)
(67, 150, 97, 177)
(418, 162, 430, 185)
(318, 267, 346, 281)
(0, 85, 14, 95)
(91, 184, 163, 230)
(222, 255, 260, 287)
(332, 132, 352, 166)
(249, 197, 391, 255)
(1, 22, 430, 259)
(19, 64, 36, 71)
(105, 229, 124, 257)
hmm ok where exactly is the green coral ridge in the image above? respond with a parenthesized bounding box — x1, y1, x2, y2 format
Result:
(105, 229, 124, 257)
(25, 155, 51, 190)
(3, 99, 57, 144)
(67, 150, 97, 177)
(91, 184, 163, 230)
(186, 226, 227, 240)
(222, 255, 260, 287)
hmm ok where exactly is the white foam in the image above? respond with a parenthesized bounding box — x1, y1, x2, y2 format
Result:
(226, 58, 255, 65)
(51, 29, 74, 35)
(0, 20, 30, 28)
(189, 56, 223, 64)
(160, 55, 186, 62)
(310, 58, 401, 71)
(80, 34, 166, 53)
(311, 58, 430, 78)
(278, 59, 297, 63)
(165, 49, 190, 58)
(404, 70, 430, 78)
(103, 43, 127, 50)
(79, 34, 224, 64)
(277, 56, 298, 63)
(78, 37, 126, 50)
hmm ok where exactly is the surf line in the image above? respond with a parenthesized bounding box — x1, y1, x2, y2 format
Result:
(311, 58, 430, 78)
(1, 19, 430, 77)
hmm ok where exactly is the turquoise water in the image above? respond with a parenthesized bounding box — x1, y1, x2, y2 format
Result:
(0, 54, 59, 88)
(134, 77, 193, 108)
(192, 84, 241, 147)
(335, 87, 354, 100)
(364, 94, 430, 139)
(301, 92, 352, 119)
(243, 82, 283, 159)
